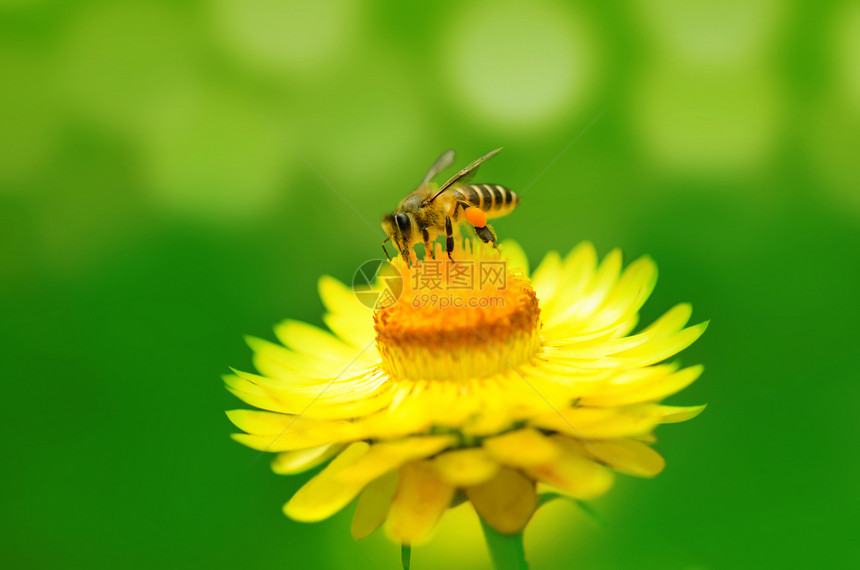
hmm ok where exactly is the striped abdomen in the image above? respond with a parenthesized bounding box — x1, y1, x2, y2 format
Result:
(455, 184, 520, 219)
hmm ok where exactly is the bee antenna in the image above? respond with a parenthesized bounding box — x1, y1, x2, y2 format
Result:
(426, 187, 447, 204)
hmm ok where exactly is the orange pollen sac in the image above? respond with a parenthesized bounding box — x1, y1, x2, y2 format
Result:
(464, 208, 488, 228)
(373, 267, 541, 381)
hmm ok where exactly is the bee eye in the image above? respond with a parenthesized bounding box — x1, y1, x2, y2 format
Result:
(394, 213, 412, 236)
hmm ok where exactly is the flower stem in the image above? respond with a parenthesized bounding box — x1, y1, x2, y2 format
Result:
(479, 518, 528, 570)
(401, 544, 411, 570)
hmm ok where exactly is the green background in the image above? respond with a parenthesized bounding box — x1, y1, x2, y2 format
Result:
(2, 1, 858, 568)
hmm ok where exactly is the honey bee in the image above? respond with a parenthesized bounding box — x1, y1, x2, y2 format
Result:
(381, 148, 520, 265)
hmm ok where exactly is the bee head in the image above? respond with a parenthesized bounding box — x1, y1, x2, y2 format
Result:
(381, 213, 397, 243)
(381, 212, 413, 264)
(381, 212, 412, 240)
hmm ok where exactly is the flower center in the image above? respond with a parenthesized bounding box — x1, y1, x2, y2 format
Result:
(373, 271, 542, 381)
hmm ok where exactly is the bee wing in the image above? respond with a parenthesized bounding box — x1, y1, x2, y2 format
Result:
(421, 149, 456, 186)
(429, 148, 502, 202)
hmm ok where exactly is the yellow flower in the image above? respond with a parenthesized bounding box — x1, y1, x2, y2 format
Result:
(227, 240, 706, 546)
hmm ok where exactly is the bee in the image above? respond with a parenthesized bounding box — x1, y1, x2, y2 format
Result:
(381, 148, 520, 265)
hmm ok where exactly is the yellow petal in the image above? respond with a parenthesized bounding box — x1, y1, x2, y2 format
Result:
(526, 436, 614, 499)
(227, 409, 299, 435)
(351, 469, 399, 540)
(229, 367, 393, 420)
(607, 255, 658, 310)
(531, 250, 563, 311)
(433, 448, 500, 487)
(334, 435, 456, 486)
(271, 444, 343, 475)
(579, 365, 702, 407)
(466, 467, 537, 534)
(634, 431, 658, 444)
(541, 242, 621, 326)
(613, 321, 708, 367)
(483, 428, 560, 468)
(499, 239, 529, 276)
(227, 408, 361, 436)
(356, 409, 432, 439)
(584, 438, 665, 477)
(283, 436, 454, 524)
(385, 461, 455, 545)
(228, 410, 362, 451)
(406, 380, 484, 428)
(224, 373, 292, 414)
(246, 336, 376, 380)
(528, 404, 665, 439)
(562, 248, 623, 323)
(658, 404, 707, 423)
(318, 275, 375, 347)
(318, 274, 356, 311)
(232, 432, 349, 452)
(560, 241, 598, 296)
(570, 255, 657, 331)
(224, 373, 265, 395)
(647, 302, 693, 332)
(553, 302, 689, 355)
(274, 319, 357, 360)
(283, 442, 370, 522)
(245, 337, 326, 380)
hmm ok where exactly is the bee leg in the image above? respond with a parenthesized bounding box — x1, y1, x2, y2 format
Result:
(381, 237, 392, 261)
(473, 224, 498, 247)
(421, 228, 435, 260)
(454, 200, 469, 219)
(460, 204, 497, 248)
(445, 216, 455, 261)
